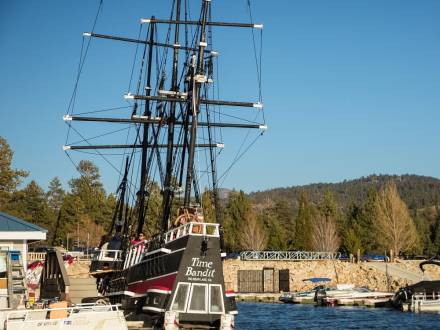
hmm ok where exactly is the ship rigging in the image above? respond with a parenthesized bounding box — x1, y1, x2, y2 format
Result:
(63, 0, 265, 328)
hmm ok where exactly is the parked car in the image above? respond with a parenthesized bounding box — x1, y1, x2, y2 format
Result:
(338, 254, 350, 261)
(226, 253, 241, 260)
(362, 254, 390, 262)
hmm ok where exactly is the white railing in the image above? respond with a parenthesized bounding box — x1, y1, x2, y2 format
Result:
(123, 243, 147, 269)
(164, 222, 220, 243)
(94, 249, 123, 262)
(240, 250, 342, 261)
(123, 222, 220, 269)
(27, 252, 47, 262)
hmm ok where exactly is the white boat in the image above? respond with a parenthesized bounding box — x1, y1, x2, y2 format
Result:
(1, 304, 128, 330)
(279, 285, 328, 304)
(280, 285, 350, 304)
(317, 285, 393, 306)
(406, 293, 440, 313)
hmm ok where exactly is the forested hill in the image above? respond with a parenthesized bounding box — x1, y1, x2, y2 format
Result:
(250, 174, 440, 212)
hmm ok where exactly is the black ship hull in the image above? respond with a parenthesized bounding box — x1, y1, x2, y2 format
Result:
(91, 223, 236, 328)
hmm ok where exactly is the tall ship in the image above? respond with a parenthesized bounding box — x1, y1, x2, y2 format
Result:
(63, 0, 265, 328)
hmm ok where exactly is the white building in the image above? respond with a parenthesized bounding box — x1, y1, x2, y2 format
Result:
(0, 211, 47, 270)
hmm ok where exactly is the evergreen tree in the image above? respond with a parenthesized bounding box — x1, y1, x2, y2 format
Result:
(201, 189, 215, 223)
(7, 180, 50, 230)
(46, 177, 66, 244)
(294, 190, 313, 250)
(47, 177, 65, 211)
(57, 194, 85, 246)
(319, 190, 338, 219)
(68, 160, 110, 227)
(358, 188, 380, 252)
(432, 213, 440, 254)
(273, 200, 295, 246)
(262, 212, 288, 250)
(222, 190, 251, 252)
(0, 136, 28, 208)
(143, 182, 162, 239)
(341, 204, 363, 254)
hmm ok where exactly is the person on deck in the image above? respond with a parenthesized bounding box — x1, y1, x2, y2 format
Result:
(130, 233, 145, 246)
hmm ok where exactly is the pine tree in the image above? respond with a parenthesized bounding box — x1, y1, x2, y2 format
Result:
(0, 136, 28, 208)
(222, 190, 252, 252)
(273, 200, 295, 247)
(262, 213, 288, 250)
(432, 213, 440, 254)
(359, 188, 379, 252)
(68, 160, 109, 227)
(143, 182, 162, 239)
(7, 180, 50, 230)
(341, 204, 363, 254)
(294, 190, 313, 250)
(47, 177, 65, 211)
(201, 189, 215, 223)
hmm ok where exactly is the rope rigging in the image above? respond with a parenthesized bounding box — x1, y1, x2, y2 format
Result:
(63, 0, 266, 237)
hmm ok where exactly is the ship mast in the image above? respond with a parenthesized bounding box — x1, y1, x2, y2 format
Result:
(162, 0, 182, 234)
(110, 156, 130, 234)
(183, 0, 209, 207)
(64, 0, 266, 236)
(136, 18, 156, 236)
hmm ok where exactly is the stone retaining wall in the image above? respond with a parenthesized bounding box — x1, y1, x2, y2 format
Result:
(223, 259, 440, 293)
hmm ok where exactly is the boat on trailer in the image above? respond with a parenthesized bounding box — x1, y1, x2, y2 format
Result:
(63, 0, 265, 328)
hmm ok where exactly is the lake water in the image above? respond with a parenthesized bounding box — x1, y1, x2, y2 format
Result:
(235, 302, 440, 329)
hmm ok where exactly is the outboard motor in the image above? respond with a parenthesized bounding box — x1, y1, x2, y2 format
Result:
(392, 287, 410, 310)
(314, 288, 327, 306)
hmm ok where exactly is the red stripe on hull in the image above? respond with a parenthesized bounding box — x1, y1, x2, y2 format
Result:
(128, 273, 177, 294)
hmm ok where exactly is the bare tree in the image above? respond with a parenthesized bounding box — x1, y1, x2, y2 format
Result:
(310, 213, 340, 252)
(240, 214, 267, 250)
(374, 181, 418, 254)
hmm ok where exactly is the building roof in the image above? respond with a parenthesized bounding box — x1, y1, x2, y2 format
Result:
(0, 211, 47, 240)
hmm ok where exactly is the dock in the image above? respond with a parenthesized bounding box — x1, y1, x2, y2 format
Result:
(235, 293, 283, 303)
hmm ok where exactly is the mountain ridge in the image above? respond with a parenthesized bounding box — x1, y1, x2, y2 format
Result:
(249, 174, 440, 212)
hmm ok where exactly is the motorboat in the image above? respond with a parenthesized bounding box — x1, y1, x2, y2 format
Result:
(316, 284, 393, 306)
(393, 259, 440, 313)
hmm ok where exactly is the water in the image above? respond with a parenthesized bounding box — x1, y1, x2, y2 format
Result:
(235, 302, 440, 329)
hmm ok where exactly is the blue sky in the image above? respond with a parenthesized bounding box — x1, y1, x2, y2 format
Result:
(1, 0, 439, 194)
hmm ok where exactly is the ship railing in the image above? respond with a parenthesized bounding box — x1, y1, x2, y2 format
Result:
(123, 222, 220, 269)
(93, 249, 123, 262)
(123, 243, 147, 269)
(240, 250, 342, 261)
(164, 222, 220, 243)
